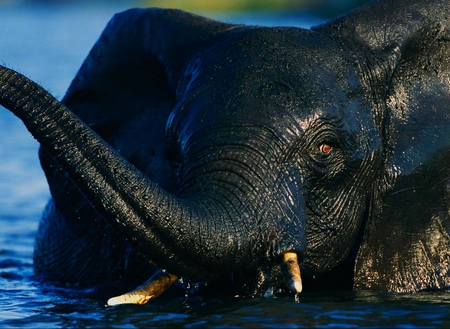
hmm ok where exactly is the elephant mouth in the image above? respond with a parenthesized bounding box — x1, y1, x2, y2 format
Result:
(107, 251, 303, 306)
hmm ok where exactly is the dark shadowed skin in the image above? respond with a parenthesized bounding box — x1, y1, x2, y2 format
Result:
(0, 0, 449, 302)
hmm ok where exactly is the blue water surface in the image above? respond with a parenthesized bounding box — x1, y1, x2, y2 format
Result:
(0, 1, 450, 328)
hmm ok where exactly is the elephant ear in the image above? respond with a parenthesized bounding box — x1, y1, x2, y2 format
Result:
(41, 8, 238, 197)
(317, 0, 450, 292)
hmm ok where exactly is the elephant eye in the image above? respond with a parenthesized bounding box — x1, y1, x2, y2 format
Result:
(318, 143, 332, 154)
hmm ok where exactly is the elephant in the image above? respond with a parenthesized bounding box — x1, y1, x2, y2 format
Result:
(0, 0, 450, 304)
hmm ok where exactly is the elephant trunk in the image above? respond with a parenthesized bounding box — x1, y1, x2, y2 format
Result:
(0, 65, 287, 280)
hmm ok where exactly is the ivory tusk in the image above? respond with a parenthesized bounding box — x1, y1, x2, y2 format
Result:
(107, 269, 178, 306)
(281, 252, 303, 295)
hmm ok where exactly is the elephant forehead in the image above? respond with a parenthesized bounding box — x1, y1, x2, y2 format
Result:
(170, 26, 372, 141)
(180, 27, 362, 104)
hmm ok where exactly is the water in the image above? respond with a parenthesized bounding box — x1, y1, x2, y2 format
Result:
(0, 1, 449, 327)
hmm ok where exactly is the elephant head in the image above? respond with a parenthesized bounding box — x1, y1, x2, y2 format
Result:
(0, 0, 449, 301)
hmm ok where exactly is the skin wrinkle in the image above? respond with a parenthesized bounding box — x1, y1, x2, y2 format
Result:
(303, 127, 381, 273)
(175, 191, 245, 271)
(211, 184, 245, 246)
(174, 143, 256, 258)
(178, 123, 287, 209)
(397, 239, 436, 291)
(179, 144, 288, 257)
(417, 238, 441, 289)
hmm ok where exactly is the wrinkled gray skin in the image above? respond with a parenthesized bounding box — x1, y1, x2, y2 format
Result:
(0, 0, 449, 297)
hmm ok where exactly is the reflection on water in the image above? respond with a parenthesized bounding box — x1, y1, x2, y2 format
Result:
(3, 286, 450, 328)
(0, 1, 450, 328)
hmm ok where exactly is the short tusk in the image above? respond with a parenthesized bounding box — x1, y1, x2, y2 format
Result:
(107, 269, 178, 306)
(281, 252, 303, 295)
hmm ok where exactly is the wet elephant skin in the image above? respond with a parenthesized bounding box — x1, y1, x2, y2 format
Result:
(0, 0, 449, 299)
